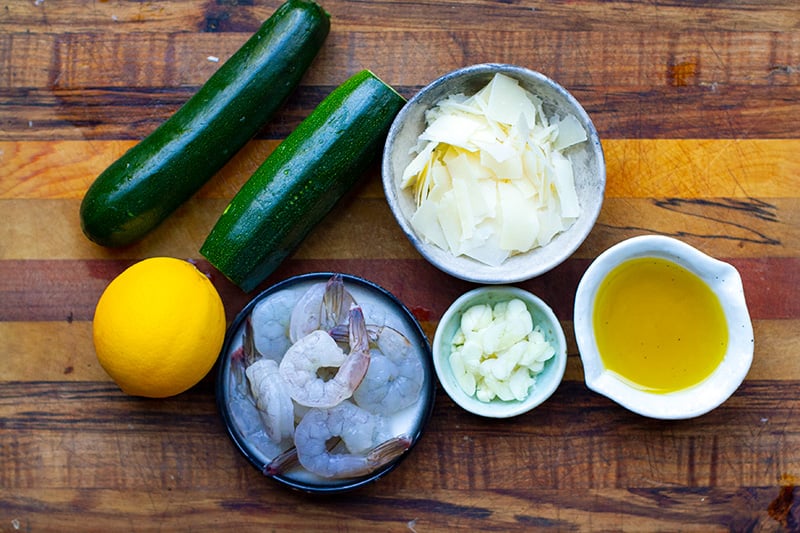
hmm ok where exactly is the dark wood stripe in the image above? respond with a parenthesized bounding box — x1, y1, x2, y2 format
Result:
(0, 1, 797, 34)
(5, 379, 795, 434)
(0, 380, 797, 494)
(4, 29, 798, 89)
(1, 257, 796, 323)
(4, 84, 800, 141)
(0, 486, 794, 530)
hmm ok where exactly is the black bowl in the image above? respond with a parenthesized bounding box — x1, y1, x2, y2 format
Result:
(216, 272, 436, 494)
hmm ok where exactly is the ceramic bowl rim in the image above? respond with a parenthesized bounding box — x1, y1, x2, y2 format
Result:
(215, 272, 436, 494)
(573, 235, 754, 419)
(381, 62, 606, 285)
(432, 285, 567, 418)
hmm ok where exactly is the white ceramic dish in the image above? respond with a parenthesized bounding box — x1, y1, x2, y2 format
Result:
(382, 63, 606, 284)
(573, 235, 754, 420)
(432, 286, 567, 418)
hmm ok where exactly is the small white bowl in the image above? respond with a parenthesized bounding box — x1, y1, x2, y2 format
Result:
(382, 63, 606, 284)
(573, 235, 754, 420)
(432, 286, 567, 418)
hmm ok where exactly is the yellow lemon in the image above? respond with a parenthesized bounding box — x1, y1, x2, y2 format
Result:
(92, 257, 226, 398)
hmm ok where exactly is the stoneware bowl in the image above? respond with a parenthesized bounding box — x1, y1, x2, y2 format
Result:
(432, 286, 567, 418)
(382, 63, 606, 284)
(573, 235, 754, 419)
(216, 272, 436, 493)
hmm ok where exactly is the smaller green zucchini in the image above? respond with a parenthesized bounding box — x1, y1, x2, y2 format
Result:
(200, 70, 406, 292)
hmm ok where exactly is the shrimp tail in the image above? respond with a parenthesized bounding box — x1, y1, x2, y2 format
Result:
(264, 447, 299, 476)
(242, 317, 261, 367)
(265, 437, 343, 477)
(231, 318, 261, 400)
(366, 436, 412, 470)
(321, 274, 354, 329)
(230, 345, 246, 380)
(328, 323, 408, 349)
(327, 324, 347, 342)
(336, 306, 371, 393)
(348, 306, 369, 353)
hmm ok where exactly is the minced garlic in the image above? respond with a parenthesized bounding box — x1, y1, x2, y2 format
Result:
(449, 298, 555, 402)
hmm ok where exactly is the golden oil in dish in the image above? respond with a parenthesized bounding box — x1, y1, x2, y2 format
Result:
(592, 257, 729, 393)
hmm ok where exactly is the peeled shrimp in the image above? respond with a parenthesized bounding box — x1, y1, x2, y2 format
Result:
(279, 306, 370, 408)
(245, 358, 295, 444)
(289, 274, 356, 343)
(331, 323, 424, 415)
(352, 325, 424, 415)
(250, 290, 295, 361)
(293, 401, 411, 479)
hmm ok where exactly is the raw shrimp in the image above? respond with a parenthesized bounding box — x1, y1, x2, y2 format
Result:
(245, 358, 295, 443)
(279, 306, 370, 408)
(292, 401, 411, 479)
(289, 274, 356, 343)
(249, 290, 295, 361)
(331, 323, 424, 415)
(354, 325, 424, 415)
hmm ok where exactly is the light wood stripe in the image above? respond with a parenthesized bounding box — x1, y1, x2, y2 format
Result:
(0, 139, 279, 200)
(2, 139, 798, 200)
(604, 139, 800, 198)
(0, 321, 110, 382)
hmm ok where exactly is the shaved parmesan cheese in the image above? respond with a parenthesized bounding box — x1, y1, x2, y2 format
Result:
(485, 72, 537, 128)
(401, 73, 587, 265)
(449, 299, 556, 402)
(497, 181, 539, 252)
(421, 112, 484, 150)
(553, 113, 588, 151)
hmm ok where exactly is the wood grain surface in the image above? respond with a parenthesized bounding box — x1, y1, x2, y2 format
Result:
(1, 0, 799, 531)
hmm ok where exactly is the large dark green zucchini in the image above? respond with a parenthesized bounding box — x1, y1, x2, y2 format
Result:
(80, 0, 330, 247)
(200, 70, 406, 292)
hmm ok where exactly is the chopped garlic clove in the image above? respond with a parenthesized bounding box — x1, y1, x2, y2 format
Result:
(449, 351, 476, 396)
(509, 368, 535, 401)
(461, 303, 493, 336)
(448, 299, 555, 403)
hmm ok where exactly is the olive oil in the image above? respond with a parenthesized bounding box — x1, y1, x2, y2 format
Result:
(593, 257, 728, 393)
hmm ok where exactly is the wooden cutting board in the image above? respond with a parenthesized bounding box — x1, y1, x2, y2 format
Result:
(1, 0, 799, 530)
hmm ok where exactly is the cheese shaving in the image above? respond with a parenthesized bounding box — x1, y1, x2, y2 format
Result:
(401, 73, 587, 266)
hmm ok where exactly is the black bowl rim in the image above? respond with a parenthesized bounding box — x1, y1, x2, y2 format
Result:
(215, 271, 437, 494)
